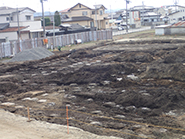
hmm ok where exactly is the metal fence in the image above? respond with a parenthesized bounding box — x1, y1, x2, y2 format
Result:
(0, 30, 112, 58)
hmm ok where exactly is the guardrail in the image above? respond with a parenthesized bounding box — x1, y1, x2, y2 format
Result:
(113, 27, 151, 36)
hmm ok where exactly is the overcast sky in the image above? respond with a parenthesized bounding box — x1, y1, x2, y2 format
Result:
(1, 0, 185, 12)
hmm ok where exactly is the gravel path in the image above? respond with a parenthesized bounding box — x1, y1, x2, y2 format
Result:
(0, 109, 121, 139)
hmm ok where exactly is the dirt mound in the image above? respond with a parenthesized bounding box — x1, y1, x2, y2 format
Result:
(163, 46, 185, 63)
(142, 46, 185, 81)
(114, 52, 154, 63)
(59, 63, 137, 85)
(0, 82, 19, 95)
(9, 47, 54, 62)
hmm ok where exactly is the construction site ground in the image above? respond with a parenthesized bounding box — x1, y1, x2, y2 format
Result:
(1, 30, 185, 139)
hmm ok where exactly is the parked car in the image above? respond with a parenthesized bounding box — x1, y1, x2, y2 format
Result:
(118, 26, 124, 31)
(120, 24, 130, 29)
(110, 26, 119, 30)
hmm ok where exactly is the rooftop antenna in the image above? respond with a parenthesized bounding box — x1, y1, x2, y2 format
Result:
(173, 0, 179, 11)
(142, 1, 144, 6)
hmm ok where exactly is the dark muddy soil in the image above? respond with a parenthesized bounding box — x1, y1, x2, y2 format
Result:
(1, 40, 185, 139)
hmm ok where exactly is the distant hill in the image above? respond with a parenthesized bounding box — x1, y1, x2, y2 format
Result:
(105, 9, 121, 13)
(34, 11, 55, 17)
(34, 9, 121, 17)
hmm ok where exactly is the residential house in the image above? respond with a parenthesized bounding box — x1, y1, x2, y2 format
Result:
(59, 3, 109, 29)
(130, 5, 161, 25)
(108, 12, 123, 26)
(154, 7, 166, 17)
(168, 5, 185, 24)
(142, 12, 161, 25)
(0, 6, 43, 42)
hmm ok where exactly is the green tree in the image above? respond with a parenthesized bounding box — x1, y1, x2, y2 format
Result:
(41, 17, 51, 26)
(54, 11, 61, 26)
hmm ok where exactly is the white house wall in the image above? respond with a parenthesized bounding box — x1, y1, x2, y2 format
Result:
(19, 10, 34, 21)
(10, 21, 42, 30)
(0, 16, 9, 24)
(169, 9, 185, 24)
(0, 32, 17, 41)
(0, 9, 35, 24)
(21, 33, 30, 40)
(12, 9, 34, 22)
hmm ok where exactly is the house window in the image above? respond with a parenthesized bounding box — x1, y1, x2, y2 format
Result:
(100, 10, 103, 15)
(106, 22, 108, 25)
(178, 18, 182, 21)
(6, 17, 9, 21)
(92, 11, 95, 15)
(82, 11, 88, 16)
(32, 32, 38, 38)
(26, 15, 31, 20)
(79, 4, 81, 8)
(10, 17, 13, 21)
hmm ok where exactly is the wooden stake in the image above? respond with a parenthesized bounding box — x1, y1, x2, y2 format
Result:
(27, 107, 31, 122)
(66, 106, 69, 134)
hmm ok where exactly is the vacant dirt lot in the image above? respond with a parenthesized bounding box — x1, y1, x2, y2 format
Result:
(1, 31, 185, 138)
(0, 109, 121, 139)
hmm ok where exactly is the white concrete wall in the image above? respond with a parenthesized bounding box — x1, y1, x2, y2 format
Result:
(171, 28, 185, 34)
(10, 21, 42, 30)
(0, 32, 18, 41)
(155, 28, 164, 35)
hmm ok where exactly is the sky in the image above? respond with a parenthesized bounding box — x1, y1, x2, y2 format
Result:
(1, 0, 185, 12)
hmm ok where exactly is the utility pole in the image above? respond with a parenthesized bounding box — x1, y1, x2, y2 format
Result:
(16, 7, 21, 51)
(41, 0, 46, 38)
(126, 0, 130, 32)
(17, 7, 20, 40)
(94, 5, 98, 30)
(142, 1, 144, 25)
(53, 13, 55, 51)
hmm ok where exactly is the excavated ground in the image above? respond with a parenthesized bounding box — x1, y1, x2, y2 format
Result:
(1, 39, 185, 139)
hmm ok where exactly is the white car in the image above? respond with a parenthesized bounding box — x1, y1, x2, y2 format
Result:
(118, 27, 124, 31)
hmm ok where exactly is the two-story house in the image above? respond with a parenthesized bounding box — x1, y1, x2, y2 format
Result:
(59, 3, 109, 30)
(168, 5, 185, 24)
(130, 5, 161, 25)
(0, 6, 43, 42)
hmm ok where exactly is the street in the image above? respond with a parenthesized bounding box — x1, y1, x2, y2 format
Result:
(112, 26, 151, 36)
